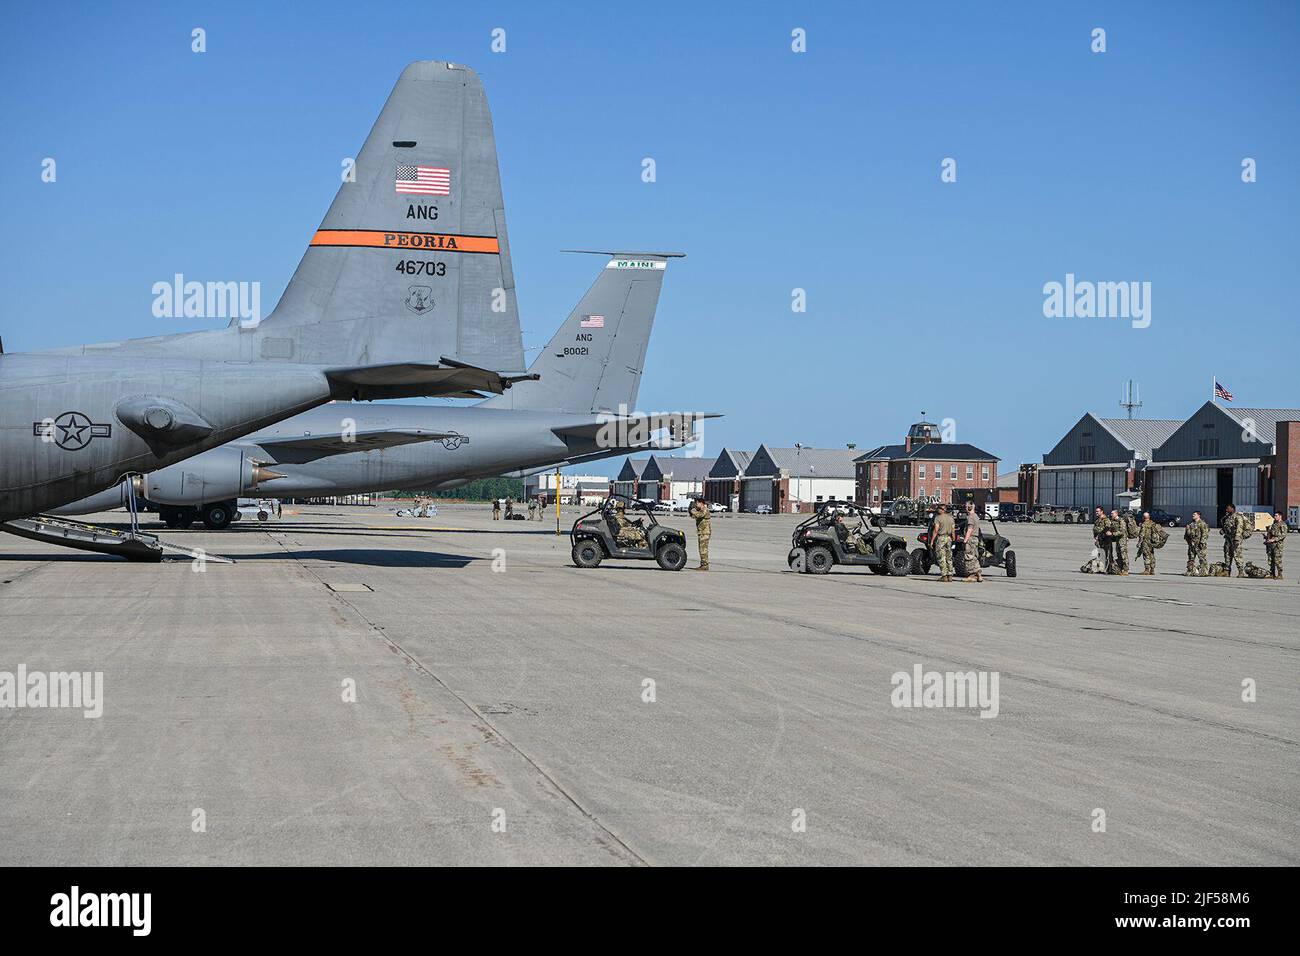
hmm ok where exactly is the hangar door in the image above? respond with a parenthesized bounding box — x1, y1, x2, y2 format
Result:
(741, 478, 773, 513)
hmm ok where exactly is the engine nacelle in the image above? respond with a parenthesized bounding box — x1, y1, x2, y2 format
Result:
(144, 446, 283, 505)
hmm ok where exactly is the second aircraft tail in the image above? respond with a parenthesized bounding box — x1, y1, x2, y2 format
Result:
(481, 252, 680, 414)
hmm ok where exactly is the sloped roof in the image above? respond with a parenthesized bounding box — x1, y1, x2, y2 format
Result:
(761, 447, 859, 478)
(708, 448, 753, 479)
(1219, 407, 1300, 442)
(1095, 418, 1183, 460)
(854, 444, 907, 461)
(615, 457, 649, 481)
(854, 442, 997, 462)
(644, 455, 713, 482)
(996, 470, 1020, 489)
(908, 442, 998, 461)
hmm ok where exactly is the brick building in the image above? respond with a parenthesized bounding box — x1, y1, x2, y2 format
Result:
(854, 419, 999, 507)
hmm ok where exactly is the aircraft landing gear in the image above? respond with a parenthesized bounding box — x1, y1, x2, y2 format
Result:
(159, 506, 197, 529)
(201, 500, 236, 530)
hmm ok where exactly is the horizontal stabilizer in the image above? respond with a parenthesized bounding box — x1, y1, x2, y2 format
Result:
(325, 360, 535, 400)
(255, 428, 461, 464)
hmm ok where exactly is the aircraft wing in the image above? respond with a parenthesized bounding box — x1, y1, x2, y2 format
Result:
(550, 411, 722, 442)
(325, 359, 538, 401)
(252, 428, 462, 464)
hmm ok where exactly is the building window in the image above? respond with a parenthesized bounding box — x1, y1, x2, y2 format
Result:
(949, 464, 957, 479)
(872, 464, 879, 480)
(981, 466, 989, 480)
(873, 489, 880, 500)
(1197, 438, 1219, 457)
(1078, 445, 1096, 462)
(966, 465, 973, 480)
(903, 463, 909, 476)
(918, 486, 925, 497)
(918, 464, 926, 479)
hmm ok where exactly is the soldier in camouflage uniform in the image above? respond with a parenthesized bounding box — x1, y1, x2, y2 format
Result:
(1091, 507, 1112, 573)
(1136, 511, 1159, 575)
(688, 498, 711, 571)
(612, 500, 647, 549)
(932, 503, 956, 582)
(960, 501, 984, 582)
(1108, 509, 1130, 575)
(1265, 511, 1287, 579)
(1220, 504, 1247, 578)
(1184, 510, 1209, 576)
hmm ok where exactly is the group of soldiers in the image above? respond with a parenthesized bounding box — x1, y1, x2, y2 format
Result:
(1088, 503, 1287, 579)
(490, 496, 550, 520)
(928, 501, 985, 583)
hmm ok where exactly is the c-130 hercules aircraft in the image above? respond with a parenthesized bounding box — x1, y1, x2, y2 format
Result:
(58, 250, 706, 528)
(0, 62, 536, 546)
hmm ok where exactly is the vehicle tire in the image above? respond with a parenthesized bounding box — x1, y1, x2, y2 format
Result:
(1167, 520, 1177, 528)
(257, 510, 269, 522)
(1004, 550, 1017, 578)
(161, 507, 193, 530)
(910, 547, 931, 575)
(885, 547, 912, 576)
(655, 541, 687, 571)
(572, 540, 603, 568)
(787, 548, 806, 571)
(805, 545, 833, 574)
(201, 502, 235, 530)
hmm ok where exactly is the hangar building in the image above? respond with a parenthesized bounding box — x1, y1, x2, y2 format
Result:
(740, 445, 858, 513)
(1036, 414, 1180, 514)
(1147, 402, 1300, 524)
(640, 455, 713, 502)
(704, 448, 753, 508)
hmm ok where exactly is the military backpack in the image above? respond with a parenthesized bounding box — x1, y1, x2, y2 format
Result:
(1124, 513, 1139, 538)
(1239, 514, 1255, 539)
(1153, 525, 1169, 549)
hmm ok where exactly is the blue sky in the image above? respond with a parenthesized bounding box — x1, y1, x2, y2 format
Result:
(2, 1, 1296, 474)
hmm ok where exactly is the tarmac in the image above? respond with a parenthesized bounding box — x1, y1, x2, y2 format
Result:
(1, 505, 1296, 866)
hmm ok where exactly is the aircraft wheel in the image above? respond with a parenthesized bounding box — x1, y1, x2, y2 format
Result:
(1004, 550, 1017, 578)
(885, 547, 912, 576)
(910, 547, 931, 575)
(201, 502, 235, 530)
(655, 541, 687, 571)
(572, 540, 603, 568)
(805, 545, 833, 574)
(161, 507, 194, 530)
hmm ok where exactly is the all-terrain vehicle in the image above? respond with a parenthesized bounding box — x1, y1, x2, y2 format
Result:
(570, 494, 689, 570)
(912, 512, 1017, 577)
(788, 502, 913, 575)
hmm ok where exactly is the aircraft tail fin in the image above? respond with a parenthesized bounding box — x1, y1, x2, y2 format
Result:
(250, 61, 524, 374)
(480, 252, 680, 413)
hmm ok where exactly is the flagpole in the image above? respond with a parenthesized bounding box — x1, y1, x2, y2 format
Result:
(1211, 376, 1216, 405)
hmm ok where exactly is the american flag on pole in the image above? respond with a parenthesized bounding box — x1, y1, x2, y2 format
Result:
(395, 164, 451, 196)
(1215, 379, 1234, 402)
(580, 315, 605, 328)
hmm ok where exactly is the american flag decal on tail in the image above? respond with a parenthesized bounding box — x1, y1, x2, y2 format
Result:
(396, 164, 451, 196)
(580, 315, 605, 328)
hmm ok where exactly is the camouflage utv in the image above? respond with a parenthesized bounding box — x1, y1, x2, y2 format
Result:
(789, 502, 913, 575)
(912, 512, 1018, 577)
